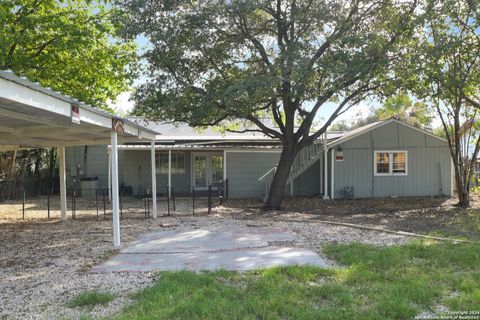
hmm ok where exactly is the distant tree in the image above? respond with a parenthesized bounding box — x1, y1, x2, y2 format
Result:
(330, 93, 433, 131)
(403, 0, 480, 207)
(120, 0, 421, 209)
(376, 94, 434, 128)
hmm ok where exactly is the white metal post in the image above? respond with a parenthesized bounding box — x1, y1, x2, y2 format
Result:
(168, 149, 172, 198)
(108, 149, 112, 202)
(331, 148, 335, 200)
(223, 150, 227, 180)
(59, 146, 67, 221)
(323, 132, 329, 199)
(151, 141, 157, 219)
(111, 131, 121, 247)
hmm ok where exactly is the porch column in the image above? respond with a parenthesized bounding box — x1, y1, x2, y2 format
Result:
(111, 131, 121, 247)
(323, 132, 329, 199)
(151, 141, 157, 219)
(168, 149, 172, 198)
(59, 146, 67, 221)
(108, 149, 112, 202)
(223, 150, 227, 180)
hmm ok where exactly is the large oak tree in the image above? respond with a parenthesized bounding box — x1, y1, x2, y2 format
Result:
(121, 0, 421, 209)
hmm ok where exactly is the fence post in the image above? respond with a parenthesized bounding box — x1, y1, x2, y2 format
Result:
(166, 186, 170, 216)
(119, 187, 123, 219)
(208, 184, 212, 214)
(192, 187, 195, 215)
(72, 180, 76, 220)
(47, 191, 50, 219)
(22, 188, 25, 219)
(171, 186, 176, 212)
(103, 189, 106, 217)
(95, 189, 99, 219)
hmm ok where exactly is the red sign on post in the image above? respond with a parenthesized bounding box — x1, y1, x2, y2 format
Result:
(71, 105, 80, 124)
(112, 118, 125, 133)
(335, 151, 344, 161)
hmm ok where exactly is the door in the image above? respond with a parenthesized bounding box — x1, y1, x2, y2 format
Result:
(193, 154, 208, 189)
(192, 153, 223, 190)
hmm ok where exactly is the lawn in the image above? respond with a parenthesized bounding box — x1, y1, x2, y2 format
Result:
(111, 241, 480, 320)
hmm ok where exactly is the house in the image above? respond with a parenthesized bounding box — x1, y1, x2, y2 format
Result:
(65, 118, 453, 200)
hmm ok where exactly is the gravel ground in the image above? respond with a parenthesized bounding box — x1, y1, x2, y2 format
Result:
(3, 195, 476, 319)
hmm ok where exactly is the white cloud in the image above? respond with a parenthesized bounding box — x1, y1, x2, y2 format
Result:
(108, 91, 135, 116)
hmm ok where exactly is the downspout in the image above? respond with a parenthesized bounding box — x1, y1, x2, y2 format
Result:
(323, 132, 329, 199)
(331, 148, 335, 199)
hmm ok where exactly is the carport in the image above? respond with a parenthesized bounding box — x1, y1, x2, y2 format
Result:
(0, 70, 159, 247)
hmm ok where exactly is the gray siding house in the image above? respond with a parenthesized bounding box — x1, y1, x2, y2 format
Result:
(65, 119, 453, 199)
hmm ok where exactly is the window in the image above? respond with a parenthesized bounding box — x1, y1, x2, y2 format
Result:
(374, 151, 407, 176)
(156, 152, 185, 174)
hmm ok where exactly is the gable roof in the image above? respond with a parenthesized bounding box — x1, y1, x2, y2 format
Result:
(327, 118, 447, 149)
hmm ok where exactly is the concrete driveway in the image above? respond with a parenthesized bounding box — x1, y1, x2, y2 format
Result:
(91, 224, 328, 272)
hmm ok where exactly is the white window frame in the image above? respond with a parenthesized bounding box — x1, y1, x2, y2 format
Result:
(156, 151, 185, 174)
(374, 150, 408, 176)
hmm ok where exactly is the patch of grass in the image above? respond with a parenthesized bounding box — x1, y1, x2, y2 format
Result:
(111, 242, 480, 320)
(68, 291, 116, 310)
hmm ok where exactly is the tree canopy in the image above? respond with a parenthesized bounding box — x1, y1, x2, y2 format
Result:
(400, 0, 480, 206)
(0, 0, 138, 111)
(121, 0, 421, 208)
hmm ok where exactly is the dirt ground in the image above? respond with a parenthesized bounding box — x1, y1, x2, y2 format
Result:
(0, 195, 478, 319)
(219, 194, 480, 241)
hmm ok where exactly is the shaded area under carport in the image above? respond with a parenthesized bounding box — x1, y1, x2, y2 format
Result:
(0, 70, 158, 247)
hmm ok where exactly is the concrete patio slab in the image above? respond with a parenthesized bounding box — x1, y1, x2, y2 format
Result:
(91, 247, 327, 272)
(91, 225, 329, 272)
(121, 226, 300, 254)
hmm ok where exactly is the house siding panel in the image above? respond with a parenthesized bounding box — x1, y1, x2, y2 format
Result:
(293, 159, 320, 196)
(226, 152, 280, 198)
(65, 145, 112, 189)
(332, 122, 451, 199)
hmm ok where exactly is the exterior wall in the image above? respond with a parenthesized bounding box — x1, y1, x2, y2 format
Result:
(293, 159, 320, 196)
(161, 151, 191, 194)
(331, 122, 452, 199)
(123, 150, 152, 195)
(123, 150, 192, 195)
(65, 145, 121, 189)
(226, 151, 281, 198)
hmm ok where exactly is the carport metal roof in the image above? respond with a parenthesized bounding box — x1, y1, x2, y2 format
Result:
(0, 70, 160, 248)
(0, 70, 158, 149)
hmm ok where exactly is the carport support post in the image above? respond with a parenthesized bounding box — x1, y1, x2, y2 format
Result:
(108, 150, 112, 202)
(111, 131, 121, 247)
(150, 141, 157, 219)
(59, 146, 67, 220)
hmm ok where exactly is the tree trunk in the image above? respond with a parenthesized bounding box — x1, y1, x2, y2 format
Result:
(265, 143, 297, 210)
(458, 188, 470, 207)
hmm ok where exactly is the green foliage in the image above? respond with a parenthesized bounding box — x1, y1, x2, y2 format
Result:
(396, 0, 480, 206)
(68, 291, 115, 310)
(0, 0, 138, 111)
(111, 242, 480, 319)
(120, 0, 422, 208)
(120, 0, 419, 136)
(377, 94, 434, 129)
